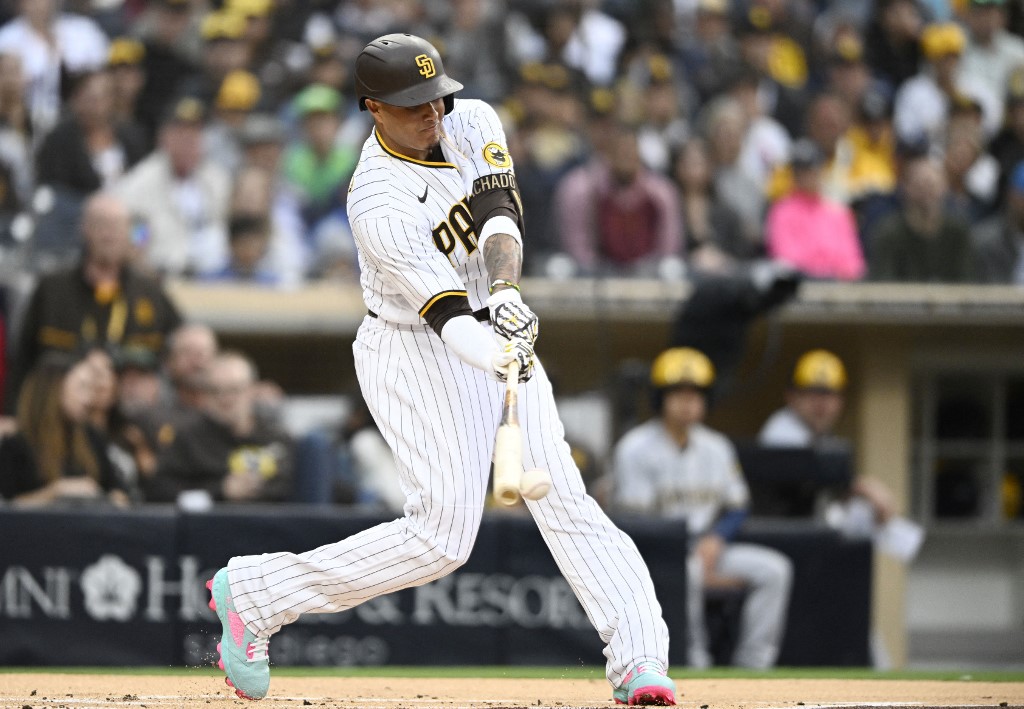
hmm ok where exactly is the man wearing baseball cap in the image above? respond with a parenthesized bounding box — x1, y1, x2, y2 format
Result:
(759, 351, 924, 563)
(759, 349, 849, 448)
(960, 0, 1024, 107)
(613, 347, 793, 669)
(283, 84, 358, 231)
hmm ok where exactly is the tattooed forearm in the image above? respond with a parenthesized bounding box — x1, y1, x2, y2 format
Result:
(482, 233, 522, 287)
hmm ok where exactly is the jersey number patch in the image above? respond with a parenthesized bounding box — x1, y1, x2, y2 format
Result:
(432, 199, 477, 266)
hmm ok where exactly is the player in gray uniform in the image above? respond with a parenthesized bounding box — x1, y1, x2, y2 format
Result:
(206, 34, 677, 706)
(612, 347, 792, 669)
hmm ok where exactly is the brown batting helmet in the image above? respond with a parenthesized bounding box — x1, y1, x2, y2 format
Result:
(354, 34, 463, 114)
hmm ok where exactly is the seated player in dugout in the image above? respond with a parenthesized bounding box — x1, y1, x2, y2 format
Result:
(203, 33, 678, 707)
(612, 347, 793, 669)
(759, 350, 924, 563)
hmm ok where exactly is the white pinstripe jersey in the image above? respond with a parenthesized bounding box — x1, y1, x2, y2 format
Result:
(346, 99, 519, 325)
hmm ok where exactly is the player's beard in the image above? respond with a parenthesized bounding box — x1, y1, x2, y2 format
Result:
(421, 123, 442, 150)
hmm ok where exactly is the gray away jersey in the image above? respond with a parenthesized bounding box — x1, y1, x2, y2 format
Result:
(613, 421, 750, 534)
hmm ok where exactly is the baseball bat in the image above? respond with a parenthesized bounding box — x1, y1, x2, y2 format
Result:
(492, 359, 522, 505)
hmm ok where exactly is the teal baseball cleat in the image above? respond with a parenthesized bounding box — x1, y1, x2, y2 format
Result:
(207, 568, 270, 700)
(613, 665, 677, 706)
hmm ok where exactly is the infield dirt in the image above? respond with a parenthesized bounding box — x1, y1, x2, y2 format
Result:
(1, 674, 1022, 709)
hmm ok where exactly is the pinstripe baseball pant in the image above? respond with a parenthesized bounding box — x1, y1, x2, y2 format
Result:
(228, 316, 670, 684)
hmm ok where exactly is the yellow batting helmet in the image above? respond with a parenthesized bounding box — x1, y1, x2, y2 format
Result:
(650, 347, 716, 390)
(792, 349, 847, 391)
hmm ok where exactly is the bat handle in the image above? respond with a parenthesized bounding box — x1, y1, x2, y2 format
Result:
(506, 358, 520, 391)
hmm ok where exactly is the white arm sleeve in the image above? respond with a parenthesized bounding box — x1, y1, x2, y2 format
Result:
(476, 214, 522, 254)
(440, 314, 499, 374)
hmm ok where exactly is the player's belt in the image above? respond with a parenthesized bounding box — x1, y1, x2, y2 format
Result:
(368, 308, 490, 322)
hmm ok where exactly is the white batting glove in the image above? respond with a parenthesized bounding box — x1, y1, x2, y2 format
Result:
(487, 288, 539, 345)
(491, 337, 535, 383)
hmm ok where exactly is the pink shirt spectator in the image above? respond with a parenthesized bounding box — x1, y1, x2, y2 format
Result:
(765, 191, 865, 281)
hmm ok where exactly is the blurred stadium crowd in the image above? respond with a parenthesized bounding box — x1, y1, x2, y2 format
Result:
(0, 0, 1022, 511)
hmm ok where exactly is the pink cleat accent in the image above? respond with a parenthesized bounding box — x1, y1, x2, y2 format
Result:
(613, 666, 676, 706)
(228, 611, 247, 646)
(629, 685, 676, 706)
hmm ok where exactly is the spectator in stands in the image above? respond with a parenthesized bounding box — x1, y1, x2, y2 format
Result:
(629, 53, 692, 175)
(206, 70, 262, 174)
(238, 112, 287, 173)
(862, 0, 925, 96)
(678, 0, 743, 104)
(700, 94, 766, 248)
(611, 346, 792, 669)
(79, 345, 151, 500)
(5, 192, 183, 414)
(503, 62, 590, 275)
(959, 0, 1024, 108)
(135, 0, 200, 141)
(867, 155, 975, 281)
(283, 84, 358, 234)
(733, 7, 808, 136)
(116, 346, 162, 418)
(185, 10, 252, 107)
(727, 67, 791, 192)
(822, 29, 876, 120)
(0, 53, 34, 203)
(508, 0, 627, 88)
(0, 352, 130, 506)
(973, 160, 1024, 282)
(206, 215, 277, 285)
(555, 122, 683, 277)
(759, 349, 923, 563)
(430, 0, 510, 104)
(149, 321, 218, 432)
(0, 52, 29, 238)
(106, 38, 149, 147)
(228, 0, 275, 63)
(228, 165, 306, 286)
(893, 22, 1001, 150)
(302, 36, 354, 101)
(113, 345, 163, 479)
(115, 96, 232, 277)
(672, 137, 752, 273)
(227, 0, 304, 108)
(768, 92, 894, 207)
(0, 0, 110, 137)
(845, 91, 899, 212)
(302, 0, 417, 48)
(144, 350, 294, 504)
(942, 100, 1001, 223)
(765, 139, 866, 281)
(35, 69, 147, 197)
(989, 67, 1024, 204)
(724, 70, 786, 188)
(82, 346, 117, 433)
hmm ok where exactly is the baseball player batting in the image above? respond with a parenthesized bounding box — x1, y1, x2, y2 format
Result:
(206, 33, 676, 706)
